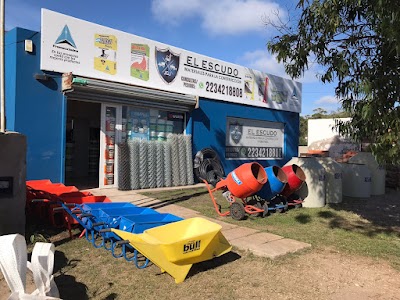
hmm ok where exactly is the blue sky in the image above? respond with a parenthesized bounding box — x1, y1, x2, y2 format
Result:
(6, 0, 339, 116)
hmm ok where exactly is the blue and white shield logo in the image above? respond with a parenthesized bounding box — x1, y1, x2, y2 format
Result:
(230, 123, 243, 144)
(156, 47, 180, 84)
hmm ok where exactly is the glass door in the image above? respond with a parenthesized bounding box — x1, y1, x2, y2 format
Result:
(100, 104, 122, 188)
(99, 102, 186, 188)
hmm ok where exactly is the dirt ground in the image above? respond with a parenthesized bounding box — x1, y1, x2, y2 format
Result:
(220, 249, 400, 300)
(1, 189, 399, 299)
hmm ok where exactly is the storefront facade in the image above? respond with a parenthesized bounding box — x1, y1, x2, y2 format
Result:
(5, 9, 301, 189)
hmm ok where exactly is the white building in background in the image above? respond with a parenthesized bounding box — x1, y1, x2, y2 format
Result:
(307, 118, 351, 146)
(307, 118, 360, 159)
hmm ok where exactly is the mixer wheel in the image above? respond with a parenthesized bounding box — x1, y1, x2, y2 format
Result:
(262, 201, 269, 218)
(230, 202, 246, 220)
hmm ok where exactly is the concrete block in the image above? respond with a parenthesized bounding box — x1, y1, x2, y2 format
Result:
(154, 204, 200, 218)
(251, 238, 311, 259)
(222, 227, 259, 241)
(200, 217, 238, 231)
(232, 232, 283, 251)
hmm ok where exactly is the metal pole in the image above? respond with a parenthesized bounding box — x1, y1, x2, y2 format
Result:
(0, 0, 5, 132)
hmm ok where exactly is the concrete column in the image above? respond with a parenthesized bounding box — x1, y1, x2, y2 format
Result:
(0, 131, 26, 235)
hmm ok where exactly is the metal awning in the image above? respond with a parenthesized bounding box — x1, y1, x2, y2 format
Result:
(66, 77, 197, 112)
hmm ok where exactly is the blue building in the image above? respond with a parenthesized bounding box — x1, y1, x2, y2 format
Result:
(5, 9, 300, 189)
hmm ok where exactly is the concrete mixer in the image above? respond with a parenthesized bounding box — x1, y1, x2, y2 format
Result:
(203, 162, 268, 220)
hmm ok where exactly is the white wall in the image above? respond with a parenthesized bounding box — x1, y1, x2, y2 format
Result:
(307, 118, 351, 146)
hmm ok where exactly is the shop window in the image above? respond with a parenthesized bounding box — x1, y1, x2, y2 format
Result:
(123, 106, 184, 142)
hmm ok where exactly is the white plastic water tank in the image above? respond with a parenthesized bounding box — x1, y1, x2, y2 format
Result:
(284, 157, 326, 208)
(348, 152, 385, 195)
(317, 158, 343, 204)
(340, 163, 371, 198)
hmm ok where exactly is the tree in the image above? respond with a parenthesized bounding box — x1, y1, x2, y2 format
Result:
(299, 115, 308, 145)
(311, 108, 328, 119)
(267, 0, 400, 164)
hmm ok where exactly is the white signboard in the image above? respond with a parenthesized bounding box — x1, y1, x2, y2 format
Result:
(40, 9, 302, 113)
(226, 117, 284, 160)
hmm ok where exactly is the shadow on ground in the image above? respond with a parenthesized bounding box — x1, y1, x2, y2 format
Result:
(52, 251, 89, 300)
(326, 188, 400, 236)
(142, 190, 209, 210)
(185, 251, 241, 280)
(285, 189, 400, 237)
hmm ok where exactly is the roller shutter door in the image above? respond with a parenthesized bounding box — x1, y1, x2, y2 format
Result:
(66, 77, 197, 112)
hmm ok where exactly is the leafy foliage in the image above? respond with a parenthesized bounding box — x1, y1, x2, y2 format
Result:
(268, 0, 400, 164)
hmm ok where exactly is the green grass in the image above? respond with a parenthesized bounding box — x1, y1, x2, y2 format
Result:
(142, 187, 400, 269)
(8, 188, 398, 299)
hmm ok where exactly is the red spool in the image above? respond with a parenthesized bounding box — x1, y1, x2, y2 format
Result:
(281, 164, 306, 197)
(217, 162, 267, 198)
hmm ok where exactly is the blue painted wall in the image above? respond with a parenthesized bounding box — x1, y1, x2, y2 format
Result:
(5, 28, 65, 182)
(189, 98, 299, 174)
(5, 27, 299, 184)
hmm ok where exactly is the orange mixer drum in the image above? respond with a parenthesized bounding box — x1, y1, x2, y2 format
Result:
(217, 162, 267, 198)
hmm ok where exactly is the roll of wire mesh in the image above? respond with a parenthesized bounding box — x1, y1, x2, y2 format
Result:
(129, 139, 140, 190)
(168, 134, 181, 187)
(194, 148, 220, 166)
(178, 135, 188, 186)
(147, 141, 157, 188)
(163, 141, 172, 187)
(156, 141, 164, 188)
(139, 139, 149, 189)
(185, 135, 194, 185)
(193, 148, 224, 186)
(117, 142, 131, 190)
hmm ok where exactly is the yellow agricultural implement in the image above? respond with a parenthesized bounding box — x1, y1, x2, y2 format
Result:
(111, 217, 232, 283)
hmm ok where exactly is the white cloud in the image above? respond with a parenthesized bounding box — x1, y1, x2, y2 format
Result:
(239, 49, 321, 83)
(151, 0, 286, 35)
(315, 95, 339, 105)
(151, 0, 203, 26)
(201, 0, 283, 35)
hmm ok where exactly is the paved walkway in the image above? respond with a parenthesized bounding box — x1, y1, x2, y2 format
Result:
(86, 186, 311, 259)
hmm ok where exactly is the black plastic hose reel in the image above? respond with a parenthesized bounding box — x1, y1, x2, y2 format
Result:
(193, 148, 224, 186)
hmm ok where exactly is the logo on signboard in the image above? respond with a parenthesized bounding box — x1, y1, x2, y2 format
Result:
(291, 88, 298, 101)
(50, 24, 80, 65)
(230, 122, 243, 144)
(155, 47, 180, 84)
(54, 25, 77, 48)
